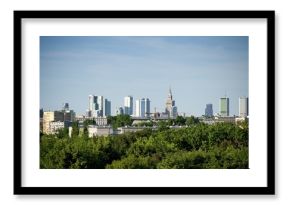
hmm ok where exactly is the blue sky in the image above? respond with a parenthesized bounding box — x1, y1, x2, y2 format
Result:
(40, 36, 248, 116)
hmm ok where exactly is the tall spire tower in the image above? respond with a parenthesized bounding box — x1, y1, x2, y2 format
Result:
(165, 87, 177, 118)
(168, 86, 172, 100)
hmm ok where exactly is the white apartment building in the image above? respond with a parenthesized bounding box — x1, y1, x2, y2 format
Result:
(124, 96, 133, 115)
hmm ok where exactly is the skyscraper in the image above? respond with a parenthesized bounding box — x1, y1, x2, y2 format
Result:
(165, 87, 177, 118)
(88, 95, 94, 112)
(97, 96, 104, 117)
(104, 99, 111, 117)
(88, 95, 105, 117)
(116, 107, 124, 115)
(205, 104, 213, 117)
(63, 103, 69, 112)
(88, 95, 98, 117)
(136, 98, 150, 117)
(135, 99, 143, 117)
(93, 96, 98, 110)
(239, 97, 248, 117)
(171, 106, 178, 118)
(220, 97, 229, 116)
(124, 96, 133, 115)
(145, 98, 150, 117)
(135, 99, 139, 117)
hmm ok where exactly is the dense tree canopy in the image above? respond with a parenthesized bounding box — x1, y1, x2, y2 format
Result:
(40, 122, 248, 169)
(107, 115, 133, 129)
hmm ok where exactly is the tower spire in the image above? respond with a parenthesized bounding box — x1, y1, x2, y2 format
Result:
(168, 86, 172, 99)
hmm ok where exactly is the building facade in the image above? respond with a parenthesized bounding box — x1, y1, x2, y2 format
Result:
(64, 110, 75, 122)
(88, 95, 107, 117)
(116, 106, 124, 115)
(117, 127, 146, 134)
(97, 96, 104, 117)
(165, 88, 177, 118)
(104, 98, 111, 117)
(239, 97, 248, 117)
(74, 115, 108, 126)
(219, 97, 229, 117)
(94, 117, 108, 126)
(42, 108, 76, 134)
(49, 121, 65, 134)
(124, 96, 133, 115)
(88, 125, 113, 137)
(62, 103, 69, 112)
(88, 95, 95, 112)
(43, 111, 64, 134)
(145, 98, 150, 117)
(136, 98, 150, 117)
(136, 99, 143, 117)
(205, 104, 213, 117)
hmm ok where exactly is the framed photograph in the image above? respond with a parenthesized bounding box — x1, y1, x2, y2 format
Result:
(14, 10, 275, 195)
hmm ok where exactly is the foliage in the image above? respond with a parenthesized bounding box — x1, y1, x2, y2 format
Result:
(71, 122, 79, 138)
(40, 121, 248, 169)
(107, 115, 133, 129)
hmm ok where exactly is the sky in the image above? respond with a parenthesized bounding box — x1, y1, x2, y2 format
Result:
(40, 36, 248, 116)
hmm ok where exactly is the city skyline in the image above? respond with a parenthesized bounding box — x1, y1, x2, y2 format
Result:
(40, 36, 248, 116)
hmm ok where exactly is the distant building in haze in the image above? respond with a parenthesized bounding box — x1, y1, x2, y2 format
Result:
(88, 95, 108, 117)
(62, 103, 69, 112)
(88, 95, 95, 112)
(205, 104, 213, 117)
(219, 97, 229, 117)
(104, 99, 111, 117)
(136, 98, 150, 117)
(145, 98, 150, 117)
(97, 96, 104, 117)
(136, 98, 145, 117)
(124, 96, 133, 115)
(88, 95, 97, 117)
(165, 87, 177, 118)
(239, 97, 248, 117)
(116, 107, 124, 115)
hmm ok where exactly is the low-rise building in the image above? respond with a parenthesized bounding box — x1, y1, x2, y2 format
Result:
(94, 117, 108, 126)
(201, 116, 239, 124)
(43, 111, 64, 134)
(117, 127, 147, 134)
(48, 121, 64, 134)
(75, 116, 108, 126)
(214, 116, 236, 123)
(88, 125, 113, 137)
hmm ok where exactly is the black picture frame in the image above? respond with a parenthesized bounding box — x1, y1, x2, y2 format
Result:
(14, 10, 275, 195)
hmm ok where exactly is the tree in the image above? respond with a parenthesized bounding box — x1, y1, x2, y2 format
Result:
(107, 115, 133, 129)
(71, 122, 79, 138)
(157, 151, 207, 169)
(40, 121, 248, 169)
(175, 116, 186, 126)
(185, 116, 199, 126)
(157, 120, 169, 131)
(56, 127, 69, 139)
